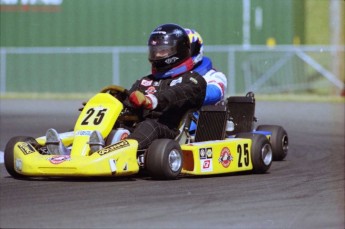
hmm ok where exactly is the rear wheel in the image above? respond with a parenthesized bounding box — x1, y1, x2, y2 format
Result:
(236, 133, 272, 173)
(256, 125, 288, 161)
(145, 139, 183, 180)
(4, 136, 38, 179)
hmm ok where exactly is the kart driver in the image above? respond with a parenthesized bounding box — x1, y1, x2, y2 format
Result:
(185, 28, 227, 105)
(45, 23, 207, 154)
(124, 23, 207, 150)
(184, 28, 227, 133)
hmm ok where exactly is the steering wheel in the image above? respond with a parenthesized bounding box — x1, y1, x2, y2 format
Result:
(100, 84, 132, 106)
(100, 85, 129, 96)
(100, 85, 141, 122)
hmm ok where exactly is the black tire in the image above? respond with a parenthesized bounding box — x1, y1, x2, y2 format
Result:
(256, 125, 288, 161)
(236, 133, 273, 173)
(145, 139, 183, 180)
(4, 136, 38, 179)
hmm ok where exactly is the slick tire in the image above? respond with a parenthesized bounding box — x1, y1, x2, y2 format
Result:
(236, 133, 273, 173)
(145, 139, 183, 180)
(4, 136, 38, 179)
(256, 125, 288, 161)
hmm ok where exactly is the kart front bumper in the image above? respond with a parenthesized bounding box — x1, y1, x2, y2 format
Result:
(12, 140, 139, 177)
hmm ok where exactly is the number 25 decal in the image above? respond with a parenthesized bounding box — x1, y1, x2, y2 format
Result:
(237, 144, 249, 167)
(81, 108, 107, 125)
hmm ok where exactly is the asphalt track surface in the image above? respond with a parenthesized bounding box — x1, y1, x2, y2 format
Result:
(0, 98, 344, 229)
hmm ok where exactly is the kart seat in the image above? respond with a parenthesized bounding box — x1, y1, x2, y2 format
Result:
(226, 92, 256, 136)
(194, 101, 228, 142)
(176, 92, 256, 143)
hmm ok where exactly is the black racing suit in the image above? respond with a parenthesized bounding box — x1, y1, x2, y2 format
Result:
(126, 71, 207, 150)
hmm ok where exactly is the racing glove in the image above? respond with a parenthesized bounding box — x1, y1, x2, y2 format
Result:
(129, 91, 157, 110)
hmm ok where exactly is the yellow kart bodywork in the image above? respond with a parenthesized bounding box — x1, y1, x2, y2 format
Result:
(12, 140, 139, 177)
(12, 136, 258, 177)
(12, 137, 257, 177)
(181, 138, 253, 175)
(10, 92, 140, 177)
(6, 87, 278, 179)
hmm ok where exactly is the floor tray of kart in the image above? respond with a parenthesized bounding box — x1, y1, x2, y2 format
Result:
(4, 85, 289, 180)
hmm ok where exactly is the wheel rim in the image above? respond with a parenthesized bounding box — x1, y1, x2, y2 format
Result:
(282, 134, 289, 154)
(168, 149, 182, 172)
(261, 143, 273, 166)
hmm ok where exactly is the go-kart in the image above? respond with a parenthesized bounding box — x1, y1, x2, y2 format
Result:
(4, 85, 288, 180)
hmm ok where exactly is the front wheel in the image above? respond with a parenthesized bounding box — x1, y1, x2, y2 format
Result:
(4, 136, 39, 179)
(236, 133, 273, 173)
(145, 139, 183, 180)
(256, 125, 288, 161)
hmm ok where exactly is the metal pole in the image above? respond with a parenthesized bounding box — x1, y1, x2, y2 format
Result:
(0, 49, 6, 94)
(330, 0, 345, 94)
(228, 50, 236, 95)
(112, 47, 120, 85)
(243, 0, 251, 49)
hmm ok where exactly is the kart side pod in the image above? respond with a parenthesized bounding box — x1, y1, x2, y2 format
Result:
(181, 134, 272, 175)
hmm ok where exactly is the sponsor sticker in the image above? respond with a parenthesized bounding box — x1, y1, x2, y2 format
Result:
(75, 130, 93, 136)
(201, 159, 213, 172)
(165, 57, 179, 64)
(206, 148, 213, 158)
(48, 155, 71, 164)
(199, 147, 212, 159)
(145, 86, 156, 94)
(199, 147, 213, 172)
(170, 77, 182, 86)
(18, 142, 36, 155)
(141, 79, 153, 86)
(98, 140, 130, 156)
(199, 148, 206, 159)
(219, 147, 233, 168)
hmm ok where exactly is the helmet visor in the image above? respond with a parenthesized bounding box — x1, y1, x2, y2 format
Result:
(149, 44, 177, 61)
